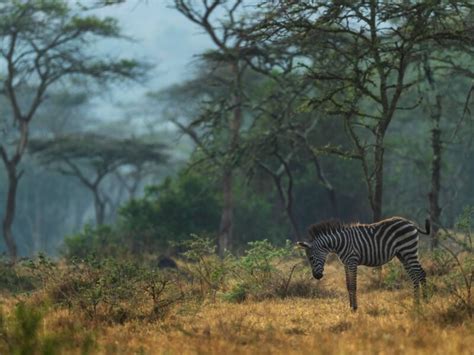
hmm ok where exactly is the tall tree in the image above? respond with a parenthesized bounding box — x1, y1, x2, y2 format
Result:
(0, 0, 143, 260)
(174, 0, 251, 255)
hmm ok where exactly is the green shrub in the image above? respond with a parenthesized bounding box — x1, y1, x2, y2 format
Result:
(0, 258, 37, 294)
(119, 172, 221, 251)
(434, 206, 474, 318)
(63, 225, 127, 260)
(63, 172, 222, 259)
(0, 302, 95, 355)
(224, 239, 309, 301)
(40, 258, 181, 323)
(382, 261, 407, 290)
(454, 205, 473, 252)
(176, 235, 231, 300)
(223, 283, 248, 303)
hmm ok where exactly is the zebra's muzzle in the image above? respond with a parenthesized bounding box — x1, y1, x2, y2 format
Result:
(313, 272, 323, 280)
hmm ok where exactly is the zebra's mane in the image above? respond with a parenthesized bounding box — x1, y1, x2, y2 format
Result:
(307, 220, 344, 240)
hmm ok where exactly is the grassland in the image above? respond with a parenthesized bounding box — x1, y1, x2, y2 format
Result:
(1, 256, 473, 355)
(94, 288, 474, 354)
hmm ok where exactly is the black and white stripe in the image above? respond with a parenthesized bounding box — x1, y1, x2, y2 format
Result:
(297, 217, 430, 310)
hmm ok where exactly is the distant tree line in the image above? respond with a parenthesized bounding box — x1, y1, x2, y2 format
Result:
(1, 0, 474, 259)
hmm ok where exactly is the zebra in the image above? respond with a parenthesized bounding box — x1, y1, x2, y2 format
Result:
(297, 216, 430, 310)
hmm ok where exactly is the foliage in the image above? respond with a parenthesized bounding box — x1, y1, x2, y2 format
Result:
(176, 235, 231, 300)
(120, 172, 221, 250)
(63, 159, 371, 257)
(225, 239, 311, 301)
(0, 302, 53, 355)
(436, 206, 474, 318)
(0, 302, 95, 355)
(62, 171, 221, 258)
(454, 206, 474, 252)
(63, 225, 126, 260)
(238, 239, 293, 278)
(26, 256, 182, 324)
(30, 134, 168, 173)
(0, 259, 37, 294)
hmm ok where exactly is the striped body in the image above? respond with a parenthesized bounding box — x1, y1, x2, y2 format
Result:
(298, 217, 429, 310)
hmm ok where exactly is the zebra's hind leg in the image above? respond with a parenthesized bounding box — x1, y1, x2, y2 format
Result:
(344, 263, 358, 311)
(420, 268, 428, 301)
(397, 254, 426, 305)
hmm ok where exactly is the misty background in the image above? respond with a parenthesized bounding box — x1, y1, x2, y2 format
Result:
(0, 0, 473, 258)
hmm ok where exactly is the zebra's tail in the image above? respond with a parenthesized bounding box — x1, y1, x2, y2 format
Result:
(416, 219, 431, 235)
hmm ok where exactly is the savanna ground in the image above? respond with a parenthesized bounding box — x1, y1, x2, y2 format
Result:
(0, 237, 472, 355)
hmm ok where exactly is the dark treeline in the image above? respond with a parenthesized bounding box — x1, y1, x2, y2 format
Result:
(0, 0, 473, 259)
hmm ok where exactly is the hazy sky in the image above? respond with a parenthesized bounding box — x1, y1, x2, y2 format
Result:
(92, 0, 214, 118)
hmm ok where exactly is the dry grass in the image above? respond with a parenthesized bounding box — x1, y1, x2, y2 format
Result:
(94, 264, 472, 355)
(2, 261, 471, 355)
(99, 296, 473, 355)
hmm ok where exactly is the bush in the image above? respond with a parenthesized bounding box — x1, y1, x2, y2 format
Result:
(0, 302, 95, 354)
(434, 206, 474, 318)
(176, 235, 231, 301)
(26, 256, 182, 324)
(63, 172, 222, 259)
(0, 258, 37, 294)
(120, 172, 221, 251)
(224, 239, 310, 301)
(63, 225, 127, 260)
(381, 261, 408, 290)
(173, 236, 318, 302)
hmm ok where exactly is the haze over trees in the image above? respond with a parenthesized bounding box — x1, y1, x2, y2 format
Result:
(0, 0, 144, 260)
(0, 0, 472, 259)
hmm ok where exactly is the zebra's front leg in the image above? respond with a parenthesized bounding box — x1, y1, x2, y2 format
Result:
(344, 264, 358, 311)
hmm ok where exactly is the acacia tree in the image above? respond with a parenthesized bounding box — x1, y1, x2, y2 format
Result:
(0, 1, 143, 259)
(254, 1, 474, 222)
(174, 0, 251, 255)
(29, 134, 168, 226)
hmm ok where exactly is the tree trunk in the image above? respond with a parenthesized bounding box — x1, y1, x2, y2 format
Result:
(1, 120, 28, 261)
(286, 205, 300, 242)
(373, 133, 385, 285)
(280, 161, 300, 242)
(429, 95, 442, 250)
(217, 61, 242, 257)
(93, 188, 105, 226)
(372, 136, 385, 222)
(218, 169, 233, 256)
(2, 163, 19, 261)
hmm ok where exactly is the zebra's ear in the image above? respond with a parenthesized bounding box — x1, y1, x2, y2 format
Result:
(297, 241, 311, 249)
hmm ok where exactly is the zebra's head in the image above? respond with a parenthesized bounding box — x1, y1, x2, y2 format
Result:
(297, 240, 329, 280)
